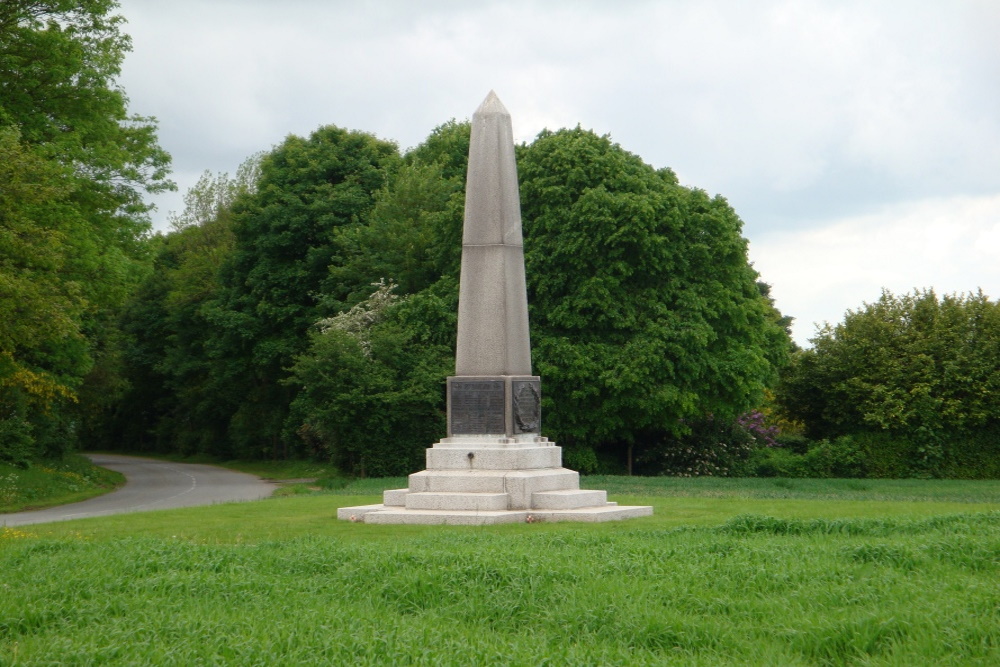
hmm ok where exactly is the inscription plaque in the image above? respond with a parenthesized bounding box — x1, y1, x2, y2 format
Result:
(450, 380, 505, 434)
(512, 380, 541, 434)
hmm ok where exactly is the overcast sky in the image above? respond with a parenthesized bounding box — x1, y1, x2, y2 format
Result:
(116, 0, 1000, 347)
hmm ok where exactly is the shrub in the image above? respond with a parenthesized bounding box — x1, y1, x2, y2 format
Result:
(747, 446, 809, 478)
(638, 415, 758, 477)
(562, 445, 600, 475)
(0, 417, 34, 468)
(801, 436, 867, 478)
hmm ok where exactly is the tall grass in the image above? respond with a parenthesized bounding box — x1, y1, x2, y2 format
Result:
(2, 486, 999, 664)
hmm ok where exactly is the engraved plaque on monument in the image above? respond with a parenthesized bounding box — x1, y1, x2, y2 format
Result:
(512, 379, 541, 434)
(450, 380, 505, 434)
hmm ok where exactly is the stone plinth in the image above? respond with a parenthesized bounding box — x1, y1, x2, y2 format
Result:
(336, 436, 652, 525)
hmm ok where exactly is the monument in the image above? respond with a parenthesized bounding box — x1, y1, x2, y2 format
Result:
(337, 92, 652, 524)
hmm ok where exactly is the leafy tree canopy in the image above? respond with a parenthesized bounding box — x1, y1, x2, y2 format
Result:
(99, 120, 793, 474)
(201, 127, 400, 457)
(778, 289, 1000, 441)
(1, 1, 172, 462)
(520, 127, 791, 453)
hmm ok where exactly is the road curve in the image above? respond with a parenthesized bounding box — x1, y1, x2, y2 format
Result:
(1, 454, 277, 527)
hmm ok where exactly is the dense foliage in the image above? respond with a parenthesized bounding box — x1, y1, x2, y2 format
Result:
(775, 289, 1000, 478)
(520, 128, 791, 472)
(107, 119, 790, 475)
(0, 0, 171, 464)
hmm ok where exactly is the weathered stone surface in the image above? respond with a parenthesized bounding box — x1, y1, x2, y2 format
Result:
(362, 509, 529, 526)
(405, 492, 510, 511)
(455, 92, 531, 378)
(336, 504, 385, 521)
(425, 445, 562, 471)
(338, 504, 653, 525)
(531, 489, 608, 510)
(382, 488, 408, 506)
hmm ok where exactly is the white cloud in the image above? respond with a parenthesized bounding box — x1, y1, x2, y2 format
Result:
(750, 193, 1000, 347)
(115, 1, 1000, 351)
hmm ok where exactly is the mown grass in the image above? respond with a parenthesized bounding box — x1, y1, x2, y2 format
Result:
(2, 479, 999, 665)
(0, 455, 124, 513)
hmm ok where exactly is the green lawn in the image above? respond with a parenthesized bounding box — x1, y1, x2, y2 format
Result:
(3, 477, 999, 665)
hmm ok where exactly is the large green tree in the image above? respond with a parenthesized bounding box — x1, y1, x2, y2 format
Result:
(325, 120, 469, 309)
(108, 159, 262, 455)
(286, 281, 454, 475)
(519, 128, 790, 470)
(103, 120, 790, 475)
(204, 127, 400, 458)
(779, 289, 1000, 440)
(0, 128, 85, 461)
(0, 0, 172, 461)
(284, 122, 468, 473)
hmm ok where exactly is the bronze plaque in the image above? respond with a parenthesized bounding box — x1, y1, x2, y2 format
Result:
(512, 380, 541, 434)
(450, 380, 505, 434)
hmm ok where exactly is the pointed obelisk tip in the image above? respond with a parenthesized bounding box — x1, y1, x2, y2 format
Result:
(476, 90, 509, 116)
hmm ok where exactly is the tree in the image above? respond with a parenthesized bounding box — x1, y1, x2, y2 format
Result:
(285, 125, 791, 475)
(167, 154, 263, 231)
(0, 1, 172, 301)
(284, 123, 468, 474)
(0, 128, 85, 462)
(106, 155, 261, 456)
(286, 281, 455, 475)
(778, 289, 1000, 440)
(204, 127, 400, 458)
(1, 1, 172, 461)
(518, 128, 791, 470)
(325, 120, 470, 307)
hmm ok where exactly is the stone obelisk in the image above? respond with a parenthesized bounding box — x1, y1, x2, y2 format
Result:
(449, 91, 539, 441)
(337, 92, 651, 524)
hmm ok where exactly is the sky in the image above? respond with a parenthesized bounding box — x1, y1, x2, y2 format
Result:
(115, 0, 1000, 348)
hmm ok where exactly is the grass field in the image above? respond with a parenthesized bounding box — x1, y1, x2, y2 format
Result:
(3, 477, 999, 664)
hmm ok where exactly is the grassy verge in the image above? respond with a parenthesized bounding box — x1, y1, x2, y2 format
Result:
(2, 498, 998, 664)
(0, 454, 124, 513)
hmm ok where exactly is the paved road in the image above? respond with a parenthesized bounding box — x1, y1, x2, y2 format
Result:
(1, 454, 277, 527)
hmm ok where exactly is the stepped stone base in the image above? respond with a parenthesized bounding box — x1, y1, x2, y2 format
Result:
(337, 437, 652, 525)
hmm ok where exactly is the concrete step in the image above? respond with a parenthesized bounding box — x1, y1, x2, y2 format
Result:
(336, 503, 653, 525)
(405, 491, 510, 511)
(531, 489, 607, 510)
(362, 508, 528, 526)
(408, 468, 579, 499)
(527, 505, 653, 523)
(408, 470, 507, 493)
(426, 445, 562, 470)
(383, 488, 408, 506)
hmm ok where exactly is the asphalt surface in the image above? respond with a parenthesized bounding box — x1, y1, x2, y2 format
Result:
(1, 454, 277, 527)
